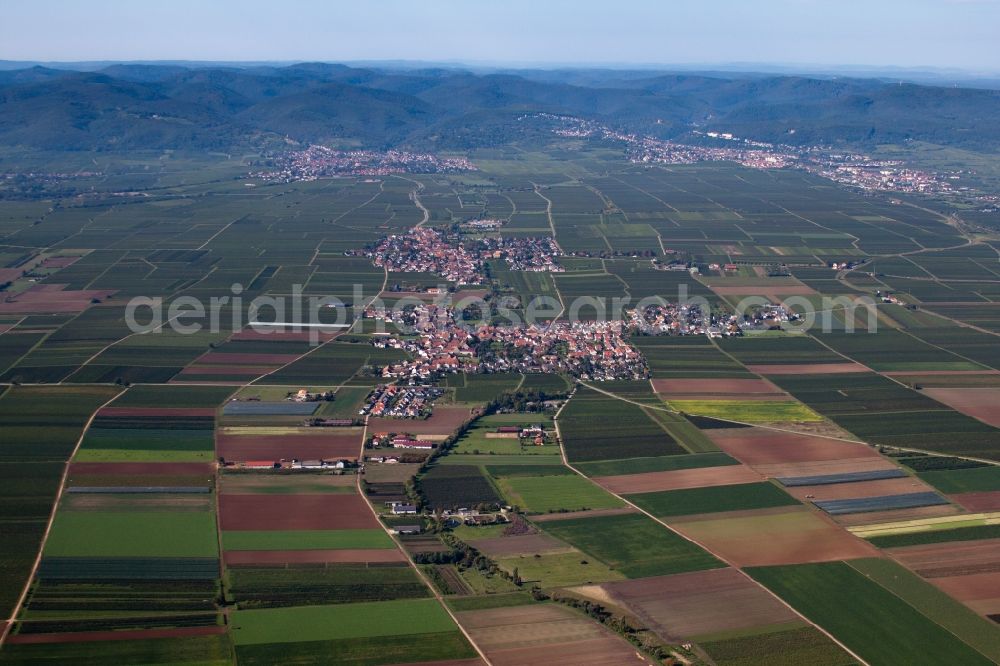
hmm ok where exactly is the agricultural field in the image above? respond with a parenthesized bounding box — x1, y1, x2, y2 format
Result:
(627, 482, 800, 518)
(540, 513, 723, 578)
(231, 599, 476, 664)
(3, 145, 1000, 664)
(748, 561, 997, 665)
(497, 474, 624, 513)
(558, 386, 687, 461)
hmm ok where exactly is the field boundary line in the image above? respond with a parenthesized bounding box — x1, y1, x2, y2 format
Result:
(843, 559, 999, 664)
(0, 387, 127, 647)
(354, 419, 495, 666)
(551, 388, 872, 666)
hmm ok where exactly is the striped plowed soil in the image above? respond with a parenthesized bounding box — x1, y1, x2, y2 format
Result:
(219, 493, 378, 530)
(594, 464, 762, 494)
(667, 507, 879, 567)
(455, 605, 653, 665)
(930, 572, 1000, 613)
(223, 549, 406, 565)
(889, 538, 1000, 579)
(783, 477, 934, 502)
(385, 660, 486, 666)
(830, 503, 960, 527)
(707, 428, 879, 465)
(599, 567, 798, 640)
(745, 457, 899, 479)
(67, 462, 216, 476)
(98, 407, 217, 417)
(216, 433, 360, 461)
(922, 388, 1000, 427)
(950, 491, 1000, 512)
(5, 625, 226, 644)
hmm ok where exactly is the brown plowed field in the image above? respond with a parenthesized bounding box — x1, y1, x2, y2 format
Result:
(889, 538, 1000, 579)
(223, 549, 405, 565)
(747, 457, 898, 479)
(216, 433, 360, 461)
(219, 494, 377, 530)
(455, 605, 652, 666)
(667, 507, 878, 567)
(0, 284, 117, 314)
(386, 659, 486, 666)
(830, 504, 959, 527)
(67, 462, 215, 476)
(783, 477, 932, 502)
(707, 428, 879, 466)
(369, 407, 472, 436)
(747, 362, 869, 375)
(471, 533, 573, 558)
(922, 388, 1000, 427)
(950, 491, 1000, 512)
(98, 407, 218, 417)
(598, 567, 797, 640)
(930, 572, 1000, 614)
(389, 657, 486, 666)
(5, 625, 226, 644)
(594, 465, 761, 494)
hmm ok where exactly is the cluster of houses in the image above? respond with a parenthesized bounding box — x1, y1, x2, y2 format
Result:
(625, 303, 710, 335)
(364, 227, 566, 286)
(476, 236, 564, 272)
(477, 320, 649, 380)
(359, 384, 445, 419)
(250, 145, 476, 182)
(367, 228, 484, 285)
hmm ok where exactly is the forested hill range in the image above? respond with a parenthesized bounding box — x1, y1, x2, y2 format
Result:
(1, 61, 1000, 152)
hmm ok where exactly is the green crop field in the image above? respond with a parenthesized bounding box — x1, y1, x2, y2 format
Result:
(697, 625, 856, 666)
(747, 561, 995, 666)
(231, 598, 458, 645)
(539, 512, 723, 578)
(575, 452, 738, 477)
(918, 466, 1000, 493)
(846, 558, 1000, 661)
(228, 566, 429, 608)
(45, 511, 219, 558)
(866, 523, 1000, 548)
(497, 474, 624, 513)
(627, 482, 799, 518)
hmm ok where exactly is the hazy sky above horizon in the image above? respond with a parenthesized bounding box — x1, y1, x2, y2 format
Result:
(2, 0, 999, 72)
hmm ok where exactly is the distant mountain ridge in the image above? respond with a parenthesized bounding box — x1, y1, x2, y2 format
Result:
(1, 62, 998, 152)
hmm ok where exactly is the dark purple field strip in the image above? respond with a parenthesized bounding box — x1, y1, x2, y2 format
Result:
(778, 469, 907, 487)
(814, 492, 949, 515)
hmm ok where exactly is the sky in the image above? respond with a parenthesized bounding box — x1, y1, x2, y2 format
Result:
(2, 0, 999, 72)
